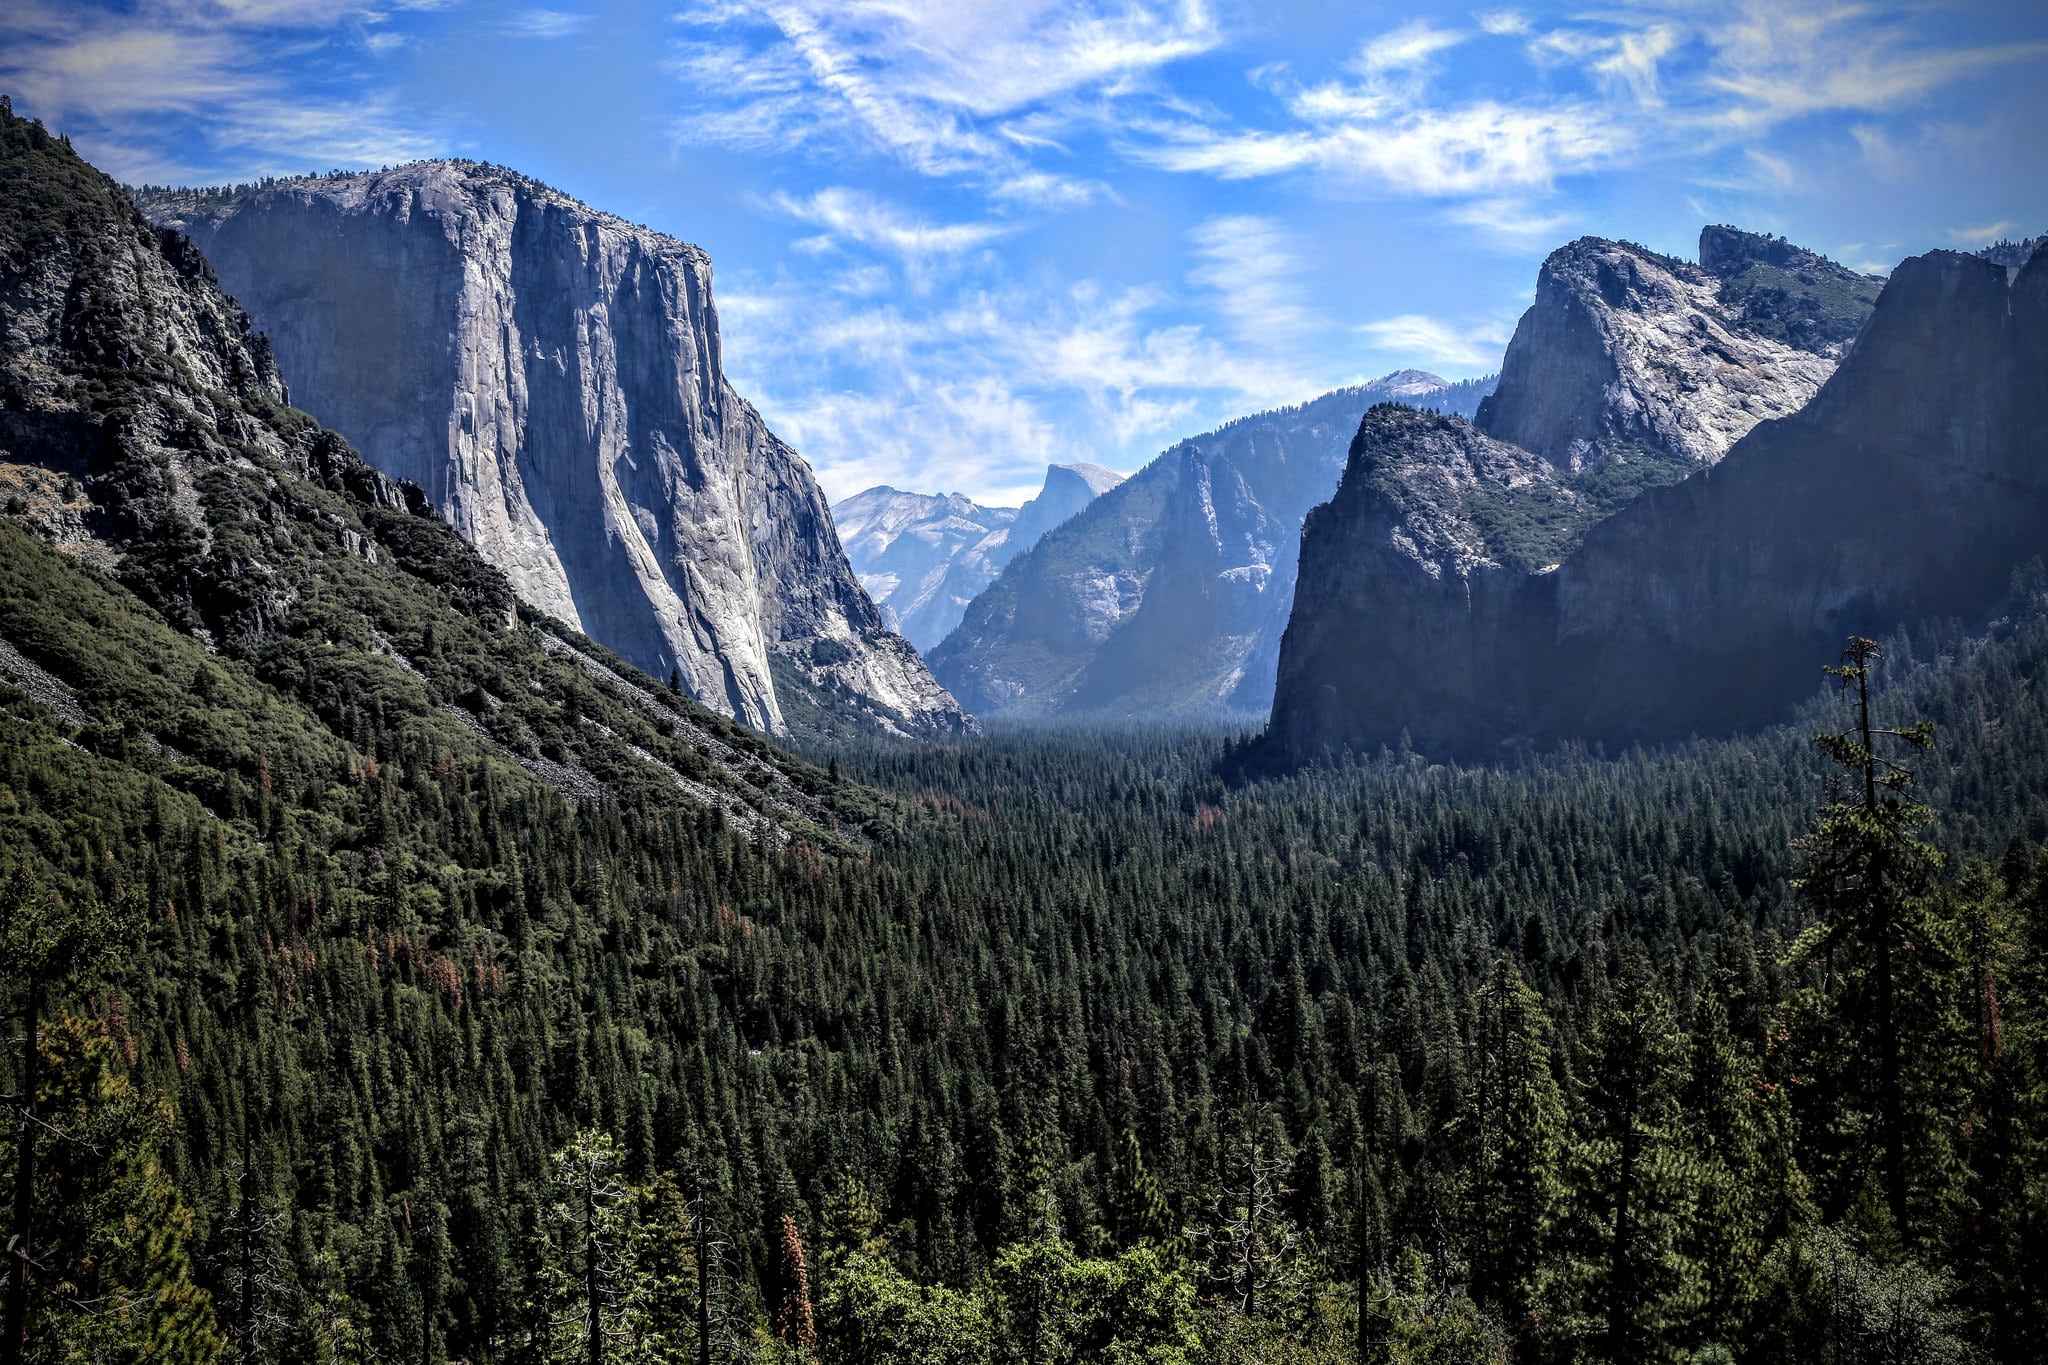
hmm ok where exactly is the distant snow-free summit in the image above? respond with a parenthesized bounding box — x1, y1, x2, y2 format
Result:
(833, 462, 1125, 652)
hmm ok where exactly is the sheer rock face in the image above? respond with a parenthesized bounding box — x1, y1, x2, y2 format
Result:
(138, 164, 968, 738)
(928, 372, 1495, 721)
(1004, 462, 1124, 555)
(832, 462, 1122, 653)
(1270, 246, 2048, 761)
(1474, 236, 1851, 470)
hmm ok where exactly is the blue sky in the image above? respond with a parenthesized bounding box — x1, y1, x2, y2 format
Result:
(5, 2, 2046, 506)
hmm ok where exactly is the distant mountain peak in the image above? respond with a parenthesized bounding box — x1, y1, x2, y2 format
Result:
(1051, 462, 1126, 497)
(1373, 368, 1454, 398)
(830, 464, 1127, 654)
(1475, 225, 1870, 470)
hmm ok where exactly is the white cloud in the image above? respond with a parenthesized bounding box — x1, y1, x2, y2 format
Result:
(1690, 0, 2048, 134)
(1947, 220, 2018, 245)
(1185, 214, 1318, 344)
(0, 0, 451, 182)
(500, 10, 590, 40)
(770, 187, 1013, 261)
(1589, 24, 1678, 104)
(1441, 196, 1574, 247)
(1358, 20, 1464, 74)
(1121, 0, 2046, 260)
(669, 0, 1219, 193)
(1356, 314, 1510, 372)
(1134, 98, 1621, 197)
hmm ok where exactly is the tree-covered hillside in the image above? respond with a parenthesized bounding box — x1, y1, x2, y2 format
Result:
(2, 98, 2046, 1365)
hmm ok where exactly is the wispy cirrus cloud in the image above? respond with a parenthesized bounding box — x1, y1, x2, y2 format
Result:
(0, 0, 452, 181)
(1185, 214, 1321, 347)
(669, 0, 1218, 193)
(500, 10, 591, 40)
(769, 187, 1014, 264)
(1356, 314, 1512, 372)
(1691, 0, 2048, 134)
(1129, 1, 2046, 240)
(1947, 220, 2018, 245)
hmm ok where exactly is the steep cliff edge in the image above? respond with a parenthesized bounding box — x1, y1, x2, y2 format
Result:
(135, 164, 968, 739)
(1271, 245, 2048, 761)
(929, 372, 1495, 720)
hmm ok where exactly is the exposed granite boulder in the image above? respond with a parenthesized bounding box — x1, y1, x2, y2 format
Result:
(929, 372, 1496, 720)
(1269, 245, 2048, 761)
(137, 163, 968, 739)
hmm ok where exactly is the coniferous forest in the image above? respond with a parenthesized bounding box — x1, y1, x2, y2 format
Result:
(3, 79, 2048, 1365)
(7, 530, 2048, 1363)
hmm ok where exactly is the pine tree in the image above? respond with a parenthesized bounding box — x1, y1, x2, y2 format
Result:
(1794, 637, 1941, 1231)
(539, 1131, 638, 1365)
(1555, 957, 1702, 1361)
(1460, 956, 1564, 1338)
(0, 864, 117, 1365)
(1105, 1130, 1171, 1249)
(1188, 1112, 1300, 1323)
(773, 1211, 817, 1354)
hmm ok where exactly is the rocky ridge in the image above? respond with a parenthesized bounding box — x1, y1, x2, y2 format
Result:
(135, 162, 967, 739)
(928, 371, 1495, 720)
(1474, 232, 1870, 473)
(1270, 242, 2048, 760)
(832, 462, 1124, 652)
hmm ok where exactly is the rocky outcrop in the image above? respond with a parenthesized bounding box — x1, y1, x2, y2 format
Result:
(136, 163, 968, 739)
(929, 372, 1495, 719)
(1981, 234, 2048, 271)
(1473, 234, 1866, 471)
(832, 462, 1123, 652)
(1270, 245, 2048, 761)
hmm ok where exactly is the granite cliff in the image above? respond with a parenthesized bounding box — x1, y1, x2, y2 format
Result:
(136, 163, 967, 739)
(1271, 243, 2048, 761)
(0, 111, 895, 842)
(1474, 229, 1873, 474)
(928, 372, 1494, 720)
(832, 462, 1122, 652)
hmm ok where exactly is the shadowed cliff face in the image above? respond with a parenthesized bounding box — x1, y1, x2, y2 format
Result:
(138, 164, 969, 739)
(1271, 246, 2048, 762)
